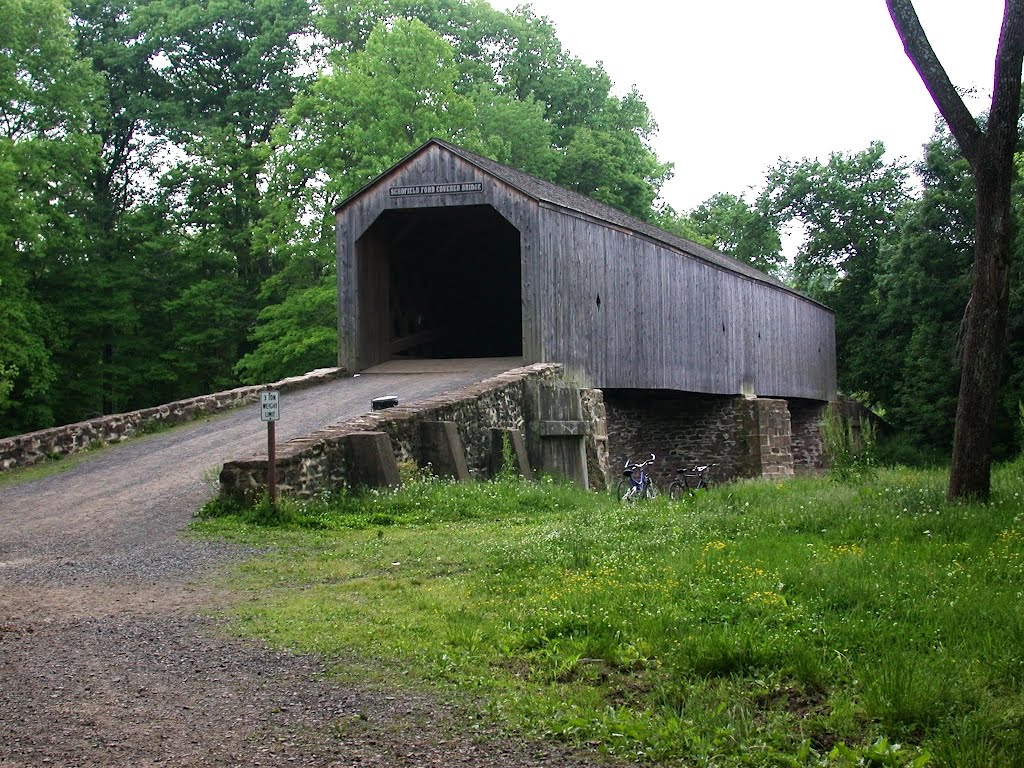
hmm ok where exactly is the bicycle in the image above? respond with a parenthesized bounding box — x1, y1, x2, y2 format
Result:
(616, 453, 658, 501)
(668, 463, 717, 500)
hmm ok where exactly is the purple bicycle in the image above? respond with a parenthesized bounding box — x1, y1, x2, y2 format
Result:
(616, 454, 658, 501)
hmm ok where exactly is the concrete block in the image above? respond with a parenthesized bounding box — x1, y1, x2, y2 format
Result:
(418, 421, 471, 481)
(342, 431, 401, 490)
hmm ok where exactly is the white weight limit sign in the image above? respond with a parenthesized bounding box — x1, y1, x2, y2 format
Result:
(260, 390, 280, 504)
(260, 390, 280, 422)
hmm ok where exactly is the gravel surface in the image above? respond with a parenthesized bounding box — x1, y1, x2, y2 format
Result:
(0, 363, 614, 767)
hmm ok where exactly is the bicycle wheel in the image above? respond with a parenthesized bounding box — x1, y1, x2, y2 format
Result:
(668, 481, 687, 500)
(616, 479, 634, 502)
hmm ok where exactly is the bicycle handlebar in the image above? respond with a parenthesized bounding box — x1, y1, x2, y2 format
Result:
(624, 453, 656, 471)
(676, 463, 718, 474)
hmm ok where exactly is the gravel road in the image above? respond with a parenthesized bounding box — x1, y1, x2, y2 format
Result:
(0, 361, 611, 767)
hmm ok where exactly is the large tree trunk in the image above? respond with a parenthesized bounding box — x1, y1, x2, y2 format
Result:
(887, 0, 1024, 501)
(948, 152, 1014, 499)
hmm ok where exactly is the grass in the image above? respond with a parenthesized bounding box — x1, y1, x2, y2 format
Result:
(193, 460, 1024, 766)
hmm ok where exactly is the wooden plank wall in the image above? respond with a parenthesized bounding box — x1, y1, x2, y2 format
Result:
(535, 206, 836, 401)
(355, 228, 389, 368)
(336, 143, 836, 401)
(335, 145, 540, 371)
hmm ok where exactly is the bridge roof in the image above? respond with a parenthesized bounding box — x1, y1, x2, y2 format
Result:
(336, 138, 824, 308)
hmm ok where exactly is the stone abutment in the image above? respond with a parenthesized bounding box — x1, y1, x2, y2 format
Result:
(604, 390, 828, 489)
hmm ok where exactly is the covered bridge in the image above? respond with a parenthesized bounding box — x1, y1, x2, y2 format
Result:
(335, 139, 837, 483)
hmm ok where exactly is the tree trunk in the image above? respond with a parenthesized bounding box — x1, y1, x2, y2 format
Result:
(887, 0, 1024, 501)
(948, 150, 1014, 500)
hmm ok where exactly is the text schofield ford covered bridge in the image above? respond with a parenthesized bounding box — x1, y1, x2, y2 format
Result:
(334, 139, 837, 487)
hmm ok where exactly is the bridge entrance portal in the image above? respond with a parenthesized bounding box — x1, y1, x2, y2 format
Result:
(355, 205, 523, 369)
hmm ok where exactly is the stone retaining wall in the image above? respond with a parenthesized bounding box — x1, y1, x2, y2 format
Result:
(581, 388, 611, 491)
(741, 397, 795, 480)
(605, 390, 824, 487)
(789, 398, 829, 473)
(219, 363, 586, 500)
(0, 368, 344, 472)
(604, 390, 749, 488)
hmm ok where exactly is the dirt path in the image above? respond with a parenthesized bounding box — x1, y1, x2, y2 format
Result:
(0, 362, 607, 767)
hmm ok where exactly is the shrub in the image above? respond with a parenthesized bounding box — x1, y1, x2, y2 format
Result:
(820, 406, 877, 481)
(875, 432, 946, 468)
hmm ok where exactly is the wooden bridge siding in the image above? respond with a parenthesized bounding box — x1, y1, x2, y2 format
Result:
(335, 145, 540, 371)
(355, 228, 389, 368)
(336, 207, 355, 371)
(533, 208, 609, 385)
(576, 214, 609, 384)
(562, 216, 599, 377)
(535, 208, 835, 400)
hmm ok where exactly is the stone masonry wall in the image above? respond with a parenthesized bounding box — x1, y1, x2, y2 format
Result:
(788, 398, 828, 473)
(219, 364, 586, 500)
(740, 397, 795, 480)
(0, 367, 344, 472)
(603, 390, 749, 489)
(581, 388, 610, 491)
(604, 390, 812, 487)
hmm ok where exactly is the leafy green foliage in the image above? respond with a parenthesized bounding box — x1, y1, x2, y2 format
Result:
(875, 131, 974, 452)
(0, 0, 100, 432)
(820, 407, 877, 482)
(555, 89, 672, 220)
(759, 141, 910, 294)
(234, 281, 336, 384)
(684, 192, 783, 274)
(472, 86, 560, 179)
(758, 143, 911, 403)
(195, 463, 1024, 766)
(305, 18, 479, 191)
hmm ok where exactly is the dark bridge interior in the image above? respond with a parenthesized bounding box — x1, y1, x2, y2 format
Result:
(356, 205, 522, 367)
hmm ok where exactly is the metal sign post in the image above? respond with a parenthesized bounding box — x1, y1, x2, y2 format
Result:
(260, 390, 280, 504)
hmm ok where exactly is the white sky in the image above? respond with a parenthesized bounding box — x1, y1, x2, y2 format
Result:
(490, 1, 1005, 212)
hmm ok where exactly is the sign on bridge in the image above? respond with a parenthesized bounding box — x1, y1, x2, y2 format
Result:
(260, 390, 280, 422)
(260, 390, 280, 504)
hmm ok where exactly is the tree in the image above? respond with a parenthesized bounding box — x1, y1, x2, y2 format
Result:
(0, 0, 100, 434)
(317, 0, 672, 219)
(888, 0, 1024, 499)
(235, 18, 481, 383)
(40, 0, 169, 421)
(472, 85, 560, 179)
(557, 88, 673, 220)
(876, 128, 975, 454)
(684, 193, 782, 275)
(757, 143, 910, 400)
(142, 0, 313, 292)
(138, 0, 313, 393)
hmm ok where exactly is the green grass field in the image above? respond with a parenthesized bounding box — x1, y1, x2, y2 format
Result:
(193, 460, 1024, 766)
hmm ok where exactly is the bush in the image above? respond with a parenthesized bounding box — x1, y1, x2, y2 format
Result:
(875, 431, 946, 468)
(820, 406, 877, 481)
